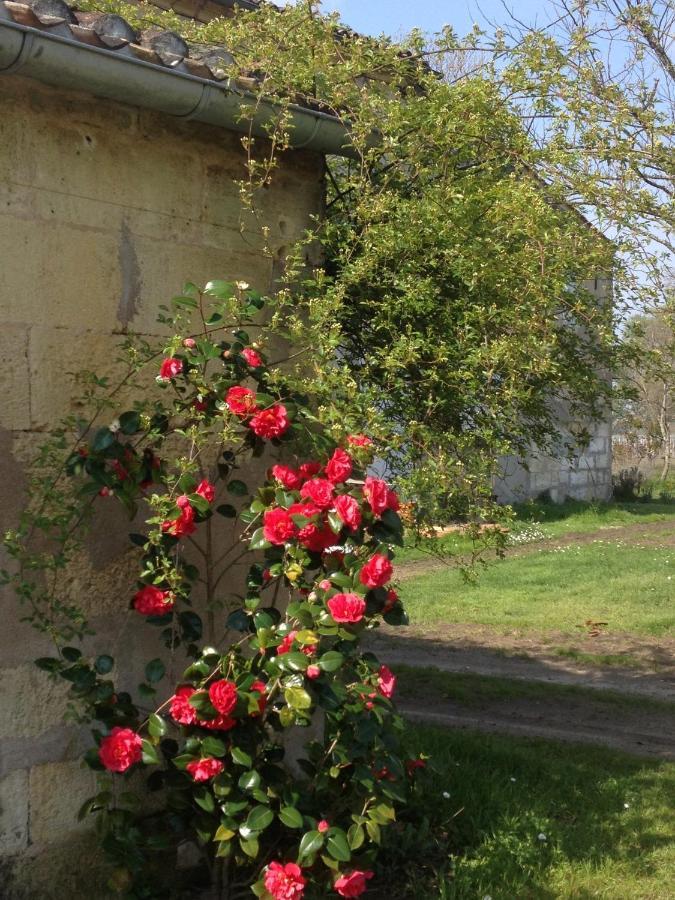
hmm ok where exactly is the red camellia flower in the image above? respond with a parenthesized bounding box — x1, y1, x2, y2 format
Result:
(250, 679, 267, 715)
(241, 347, 263, 368)
(383, 588, 399, 613)
(406, 758, 427, 776)
(378, 664, 397, 699)
(111, 459, 128, 481)
(201, 714, 236, 731)
(298, 520, 336, 553)
(363, 476, 392, 517)
(186, 757, 224, 782)
(387, 488, 400, 511)
(98, 727, 142, 773)
(333, 494, 362, 530)
(263, 507, 297, 545)
(195, 479, 215, 503)
(271, 464, 302, 490)
(299, 478, 334, 509)
(325, 448, 353, 484)
(298, 461, 321, 481)
(133, 585, 174, 616)
(159, 357, 183, 380)
(250, 404, 289, 439)
(277, 631, 313, 657)
(334, 870, 374, 898)
(264, 861, 306, 900)
(170, 686, 198, 725)
(328, 593, 366, 624)
(162, 496, 196, 537)
(347, 434, 373, 449)
(225, 385, 258, 417)
(359, 553, 394, 589)
(208, 679, 238, 716)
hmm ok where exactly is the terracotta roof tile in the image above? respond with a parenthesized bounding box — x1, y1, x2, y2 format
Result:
(0, 0, 253, 88)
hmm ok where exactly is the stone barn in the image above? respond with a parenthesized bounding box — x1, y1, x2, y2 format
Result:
(0, 0, 347, 894)
(493, 274, 613, 505)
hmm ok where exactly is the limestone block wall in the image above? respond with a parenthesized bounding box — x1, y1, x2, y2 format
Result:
(0, 73, 324, 897)
(493, 418, 612, 505)
(493, 277, 613, 505)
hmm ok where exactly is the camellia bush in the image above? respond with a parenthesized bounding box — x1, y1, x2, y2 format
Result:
(3, 281, 423, 900)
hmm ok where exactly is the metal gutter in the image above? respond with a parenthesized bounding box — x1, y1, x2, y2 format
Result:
(0, 14, 356, 158)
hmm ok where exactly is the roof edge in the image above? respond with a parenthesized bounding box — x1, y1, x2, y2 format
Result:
(0, 14, 356, 157)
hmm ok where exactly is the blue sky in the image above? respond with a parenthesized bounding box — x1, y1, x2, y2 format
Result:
(316, 0, 552, 37)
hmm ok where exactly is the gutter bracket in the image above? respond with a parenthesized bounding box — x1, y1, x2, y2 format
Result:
(0, 28, 33, 73)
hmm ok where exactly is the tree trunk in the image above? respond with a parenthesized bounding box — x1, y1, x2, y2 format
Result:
(659, 381, 671, 482)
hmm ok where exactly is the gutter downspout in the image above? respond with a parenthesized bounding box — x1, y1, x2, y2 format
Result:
(0, 14, 357, 158)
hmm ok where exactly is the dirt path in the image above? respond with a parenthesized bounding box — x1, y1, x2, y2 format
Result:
(398, 517, 675, 580)
(367, 624, 675, 757)
(368, 624, 675, 697)
(384, 519, 675, 755)
(398, 701, 675, 759)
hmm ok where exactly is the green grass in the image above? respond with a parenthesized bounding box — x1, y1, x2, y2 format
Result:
(512, 498, 675, 539)
(397, 499, 675, 563)
(376, 725, 675, 899)
(394, 665, 675, 714)
(400, 542, 675, 635)
(553, 647, 650, 669)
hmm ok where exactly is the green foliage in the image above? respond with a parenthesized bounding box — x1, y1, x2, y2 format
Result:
(61, 0, 657, 530)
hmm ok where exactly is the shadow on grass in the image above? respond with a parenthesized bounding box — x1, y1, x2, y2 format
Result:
(373, 726, 675, 899)
(512, 498, 675, 525)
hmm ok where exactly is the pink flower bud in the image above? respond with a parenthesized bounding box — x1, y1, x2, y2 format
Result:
(183, 338, 196, 349)
(306, 665, 321, 680)
(319, 579, 331, 591)
(317, 819, 330, 833)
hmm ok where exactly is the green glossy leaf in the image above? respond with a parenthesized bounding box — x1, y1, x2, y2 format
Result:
(194, 786, 215, 813)
(238, 770, 261, 792)
(246, 805, 274, 832)
(326, 828, 351, 862)
(239, 835, 259, 858)
(318, 651, 344, 672)
(94, 655, 114, 675)
(298, 829, 324, 860)
(148, 714, 167, 739)
(201, 737, 226, 757)
(119, 411, 141, 434)
(284, 686, 312, 710)
(145, 658, 165, 683)
(231, 746, 252, 767)
(348, 823, 365, 850)
(141, 739, 160, 765)
(227, 480, 249, 497)
(279, 806, 304, 829)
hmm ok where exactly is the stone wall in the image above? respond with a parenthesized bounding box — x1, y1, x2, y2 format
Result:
(493, 418, 612, 505)
(0, 73, 324, 897)
(493, 277, 613, 505)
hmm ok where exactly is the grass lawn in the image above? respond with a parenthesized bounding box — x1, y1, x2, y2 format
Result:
(397, 499, 675, 563)
(399, 541, 675, 635)
(377, 725, 675, 899)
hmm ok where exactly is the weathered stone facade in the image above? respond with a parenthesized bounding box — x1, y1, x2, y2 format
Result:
(0, 73, 324, 897)
(493, 277, 613, 504)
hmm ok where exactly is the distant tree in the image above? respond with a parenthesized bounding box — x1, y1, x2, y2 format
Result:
(620, 305, 675, 479)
